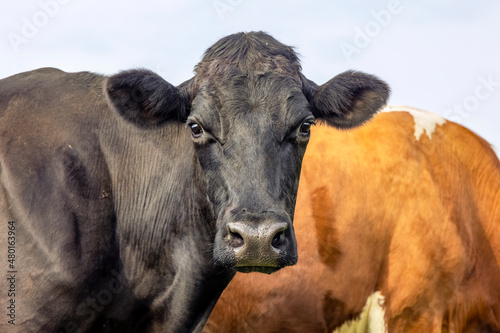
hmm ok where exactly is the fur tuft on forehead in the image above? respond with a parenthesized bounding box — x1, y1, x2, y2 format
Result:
(194, 31, 302, 78)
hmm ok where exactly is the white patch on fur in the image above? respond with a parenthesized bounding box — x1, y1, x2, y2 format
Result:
(368, 292, 387, 333)
(382, 105, 446, 140)
(333, 291, 387, 333)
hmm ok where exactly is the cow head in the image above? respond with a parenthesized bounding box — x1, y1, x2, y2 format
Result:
(105, 32, 389, 274)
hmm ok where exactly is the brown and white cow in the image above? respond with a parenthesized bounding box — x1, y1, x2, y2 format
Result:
(205, 106, 500, 332)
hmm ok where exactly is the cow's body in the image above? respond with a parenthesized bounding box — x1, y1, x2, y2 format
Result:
(0, 68, 228, 332)
(206, 107, 500, 332)
(0, 32, 389, 332)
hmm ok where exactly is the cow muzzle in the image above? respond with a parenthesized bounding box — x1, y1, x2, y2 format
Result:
(214, 210, 298, 274)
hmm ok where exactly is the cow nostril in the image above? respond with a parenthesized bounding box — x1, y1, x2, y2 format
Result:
(271, 230, 286, 249)
(228, 230, 244, 249)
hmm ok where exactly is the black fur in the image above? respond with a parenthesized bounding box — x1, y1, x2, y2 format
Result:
(309, 70, 390, 129)
(106, 69, 187, 127)
(197, 31, 301, 73)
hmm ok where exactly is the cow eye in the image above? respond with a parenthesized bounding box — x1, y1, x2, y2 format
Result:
(299, 121, 312, 135)
(189, 122, 203, 137)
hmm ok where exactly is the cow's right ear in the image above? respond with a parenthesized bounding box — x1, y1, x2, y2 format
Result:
(105, 69, 188, 128)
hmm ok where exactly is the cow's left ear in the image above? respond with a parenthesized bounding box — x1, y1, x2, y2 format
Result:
(303, 70, 390, 129)
(105, 69, 188, 128)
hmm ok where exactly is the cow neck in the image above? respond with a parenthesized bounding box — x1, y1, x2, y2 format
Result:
(99, 119, 220, 295)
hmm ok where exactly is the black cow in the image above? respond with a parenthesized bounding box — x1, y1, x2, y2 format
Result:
(0, 31, 389, 332)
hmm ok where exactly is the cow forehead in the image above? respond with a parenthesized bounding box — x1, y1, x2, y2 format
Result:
(193, 55, 303, 102)
(193, 68, 307, 118)
(198, 66, 302, 98)
(195, 55, 302, 81)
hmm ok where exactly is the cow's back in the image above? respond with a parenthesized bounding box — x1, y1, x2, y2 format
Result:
(206, 108, 500, 332)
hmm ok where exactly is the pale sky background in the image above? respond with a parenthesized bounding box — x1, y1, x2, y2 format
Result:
(1, 0, 499, 151)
